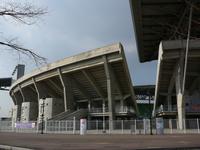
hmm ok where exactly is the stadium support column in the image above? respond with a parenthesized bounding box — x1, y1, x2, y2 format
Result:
(32, 77, 47, 122)
(10, 93, 17, 105)
(15, 87, 23, 122)
(103, 56, 115, 130)
(32, 78, 46, 101)
(18, 85, 25, 103)
(167, 62, 179, 111)
(58, 68, 74, 112)
(18, 85, 37, 103)
(175, 52, 185, 130)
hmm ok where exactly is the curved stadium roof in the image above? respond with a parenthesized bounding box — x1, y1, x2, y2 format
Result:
(10, 43, 139, 114)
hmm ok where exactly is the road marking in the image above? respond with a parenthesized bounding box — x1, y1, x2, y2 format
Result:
(0, 144, 33, 150)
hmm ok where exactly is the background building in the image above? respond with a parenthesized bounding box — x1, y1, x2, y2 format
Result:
(134, 85, 154, 118)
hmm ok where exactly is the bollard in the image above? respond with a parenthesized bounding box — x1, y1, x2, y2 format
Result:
(80, 119, 87, 135)
(156, 118, 164, 135)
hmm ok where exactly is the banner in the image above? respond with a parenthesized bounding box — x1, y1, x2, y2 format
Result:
(15, 122, 35, 129)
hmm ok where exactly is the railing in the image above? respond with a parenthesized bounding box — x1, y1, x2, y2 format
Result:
(89, 107, 134, 114)
(156, 105, 177, 113)
(157, 105, 200, 114)
(0, 121, 37, 133)
(116, 107, 129, 113)
(89, 108, 109, 114)
(116, 107, 135, 113)
(1, 118, 200, 135)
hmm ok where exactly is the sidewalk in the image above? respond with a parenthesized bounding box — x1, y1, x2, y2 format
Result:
(0, 132, 200, 150)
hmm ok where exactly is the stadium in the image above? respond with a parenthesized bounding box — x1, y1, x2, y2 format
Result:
(0, 0, 198, 134)
(9, 43, 139, 130)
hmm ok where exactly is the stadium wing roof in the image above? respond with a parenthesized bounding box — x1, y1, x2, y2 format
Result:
(154, 40, 200, 107)
(130, 0, 200, 62)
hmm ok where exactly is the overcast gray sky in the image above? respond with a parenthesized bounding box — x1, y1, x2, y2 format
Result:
(0, 0, 157, 117)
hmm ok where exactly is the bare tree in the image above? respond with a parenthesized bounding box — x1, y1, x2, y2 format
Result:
(0, 1, 47, 65)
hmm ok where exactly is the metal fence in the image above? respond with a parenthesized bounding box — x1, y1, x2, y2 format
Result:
(0, 119, 200, 134)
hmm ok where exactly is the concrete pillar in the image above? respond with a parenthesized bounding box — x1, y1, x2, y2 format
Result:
(177, 93, 185, 130)
(120, 99, 124, 112)
(167, 96, 172, 111)
(32, 78, 48, 122)
(175, 52, 185, 130)
(18, 85, 25, 102)
(103, 56, 115, 130)
(38, 98, 64, 122)
(18, 85, 38, 122)
(58, 68, 74, 111)
(21, 102, 38, 122)
(107, 78, 115, 122)
(11, 105, 21, 125)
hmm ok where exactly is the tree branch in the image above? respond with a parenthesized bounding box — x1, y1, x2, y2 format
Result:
(0, 1, 47, 66)
(0, 2, 47, 25)
(0, 40, 47, 65)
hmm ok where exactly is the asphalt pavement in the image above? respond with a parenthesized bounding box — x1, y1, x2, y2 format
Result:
(0, 132, 200, 150)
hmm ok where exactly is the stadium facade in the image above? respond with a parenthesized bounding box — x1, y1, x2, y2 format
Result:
(130, 0, 200, 129)
(9, 43, 139, 129)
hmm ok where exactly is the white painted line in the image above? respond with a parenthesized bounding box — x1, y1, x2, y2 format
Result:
(0, 144, 33, 150)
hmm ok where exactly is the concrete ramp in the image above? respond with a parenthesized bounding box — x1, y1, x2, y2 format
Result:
(48, 110, 73, 121)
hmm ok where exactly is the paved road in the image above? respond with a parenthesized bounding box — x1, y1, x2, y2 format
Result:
(0, 132, 200, 150)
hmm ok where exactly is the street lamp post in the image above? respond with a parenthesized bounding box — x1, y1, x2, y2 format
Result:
(102, 101, 106, 133)
(148, 91, 153, 135)
(41, 98, 45, 134)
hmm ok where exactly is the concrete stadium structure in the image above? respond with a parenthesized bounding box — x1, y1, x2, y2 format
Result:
(9, 43, 139, 128)
(130, 0, 200, 129)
